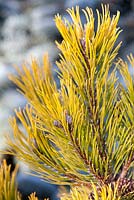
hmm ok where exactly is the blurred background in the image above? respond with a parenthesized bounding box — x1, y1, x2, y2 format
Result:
(0, 0, 134, 199)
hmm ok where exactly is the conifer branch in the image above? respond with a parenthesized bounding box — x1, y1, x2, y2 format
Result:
(1, 5, 134, 200)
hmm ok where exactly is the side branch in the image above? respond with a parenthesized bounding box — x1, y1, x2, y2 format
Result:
(68, 122, 104, 185)
(119, 154, 134, 180)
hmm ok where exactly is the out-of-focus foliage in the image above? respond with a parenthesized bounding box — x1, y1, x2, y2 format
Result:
(2, 5, 134, 200)
(60, 184, 120, 200)
(0, 161, 49, 200)
(0, 160, 21, 200)
(28, 192, 48, 200)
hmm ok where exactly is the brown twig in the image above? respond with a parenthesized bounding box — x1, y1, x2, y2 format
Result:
(80, 36, 108, 163)
(68, 122, 104, 185)
(119, 155, 134, 180)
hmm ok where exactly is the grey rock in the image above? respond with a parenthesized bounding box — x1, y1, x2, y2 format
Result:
(128, 63, 134, 77)
(0, 89, 26, 111)
(1, 14, 31, 54)
(132, 0, 134, 11)
(30, 15, 56, 40)
(0, 106, 10, 122)
(0, 106, 12, 149)
(30, 4, 60, 19)
(30, 4, 61, 39)
(102, 0, 131, 15)
(121, 42, 134, 60)
(119, 12, 134, 44)
(65, 0, 98, 9)
(0, 0, 21, 18)
(25, 43, 58, 63)
(0, 62, 10, 88)
(121, 43, 134, 80)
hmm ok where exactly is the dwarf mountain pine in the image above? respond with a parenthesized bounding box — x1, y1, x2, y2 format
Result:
(1, 5, 134, 200)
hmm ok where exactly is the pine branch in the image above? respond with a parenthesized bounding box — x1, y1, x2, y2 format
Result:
(1, 5, 134, 200)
